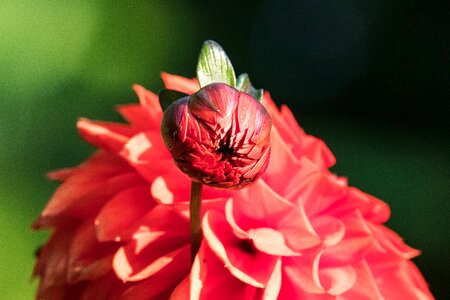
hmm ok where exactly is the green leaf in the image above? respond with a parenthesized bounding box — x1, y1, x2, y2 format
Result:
(158, 89, 188, 111)
(236, 73, 264, 101)
(196, 40, 236, 88)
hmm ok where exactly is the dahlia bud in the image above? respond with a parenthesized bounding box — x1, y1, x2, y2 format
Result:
(161, 83, 271, 189)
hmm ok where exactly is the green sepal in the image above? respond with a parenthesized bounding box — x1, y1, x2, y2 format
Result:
(236, 73, 263, 101)
(158, 89, 188, 111)
(196, 40, 236, 88)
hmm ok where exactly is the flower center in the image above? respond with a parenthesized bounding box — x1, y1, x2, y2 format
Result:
(238, 239, 257, 256)
(217, 139, 235, 161)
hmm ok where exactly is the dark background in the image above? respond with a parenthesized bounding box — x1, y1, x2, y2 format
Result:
(0, 0, 448, 298)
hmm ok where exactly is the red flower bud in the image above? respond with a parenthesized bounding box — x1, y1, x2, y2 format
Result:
(161, 83, 271, 189)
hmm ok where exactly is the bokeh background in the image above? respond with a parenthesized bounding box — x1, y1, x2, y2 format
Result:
(0, 0, 448, 298)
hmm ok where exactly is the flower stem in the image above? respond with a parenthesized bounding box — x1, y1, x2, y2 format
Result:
(190, 181, 203, 262)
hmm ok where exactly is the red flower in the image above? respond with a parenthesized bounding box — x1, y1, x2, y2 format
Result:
(161, 83, 271, 189)
(32, 73, 433, 299)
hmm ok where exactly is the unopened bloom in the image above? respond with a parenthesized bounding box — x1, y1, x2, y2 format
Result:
(161, 83, 271, 189)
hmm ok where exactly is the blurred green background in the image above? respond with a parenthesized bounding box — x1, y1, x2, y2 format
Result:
(0, 0, 448, 299)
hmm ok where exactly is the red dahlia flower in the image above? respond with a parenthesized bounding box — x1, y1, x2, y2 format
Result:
(32, 41, 433, 299)
(32, 73, 433, 299)
(161, 83, 271, 189)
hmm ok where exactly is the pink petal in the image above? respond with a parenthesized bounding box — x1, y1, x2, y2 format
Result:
(328, 187, 390, 224)
(367, 256, 434, 299)
(321, 211, 377, 265)
(319, 265, 356, 295)
(263, 257, 283, 300)
(293, 169, 348, 218)
(285, 253, 357, 296)
(249, 227, 300, 256)
(311, 216, 346, 247)
(203, 210, 278, 288)
(234, 180, 295, 225)
(95, 185, 154, 242)
(339, 260, 384, 300)
(272, 201, 321, 251)
(369, 224, 421, 259)
(261, 94, 335, 168)
(283, 251, 325, 294)
(262, 127, 301, 192)
(273, 157, 321, 201)
(232, 180, 320, 251)
(185, 243, 260, 300)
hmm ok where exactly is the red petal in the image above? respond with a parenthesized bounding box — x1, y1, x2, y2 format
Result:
(112, 205, 190, 281)
(47, 168, 77, 181)
(119, 131, 178, 182)
(77, 118, 133, 153)
(80, 272, 127, 300)
(119, 248, 190, 300)
(117, 104, 161, 131)
(34, 228, 75, 293)
(161, 72, 199, 94)
(95, 185, 154, 242)
(150, 174, 190, 205)
(34, 152, 144, 225)
(133, 84, 161, 111)
(114, 243, 189, 282)
(67, 219, 117, 284)
(169, 276, 190, 300)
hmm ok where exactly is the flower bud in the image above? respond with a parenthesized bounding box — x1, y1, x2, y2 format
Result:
(161, 83, 271, 189)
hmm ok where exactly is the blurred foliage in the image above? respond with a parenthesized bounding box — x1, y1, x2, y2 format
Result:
(0, 0, 448, 299)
